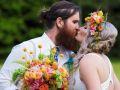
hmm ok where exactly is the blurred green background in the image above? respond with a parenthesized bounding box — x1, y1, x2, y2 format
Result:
(0, 0, 120, 79)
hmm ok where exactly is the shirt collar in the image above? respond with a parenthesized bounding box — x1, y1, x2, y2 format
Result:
(42, 33, 55, 48)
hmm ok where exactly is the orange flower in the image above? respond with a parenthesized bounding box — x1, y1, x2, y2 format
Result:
(39, 83, 49, 90)
(90, 17, 95, 23)
(45, 73, 50, 80)
(51, 47, 57, 54)
(98, 25, 104, 31)
(52, 62, 58, 70)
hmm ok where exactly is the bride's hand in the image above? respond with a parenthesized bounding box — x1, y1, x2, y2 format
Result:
(75, 26, 88, 43)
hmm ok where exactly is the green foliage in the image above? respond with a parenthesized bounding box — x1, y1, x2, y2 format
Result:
(111, 58, 120, 80)
(12, 68, 26, 81)
(12, 60, 30, 81)
(0, 0, 120, 62)
(38, 53, 45, 60)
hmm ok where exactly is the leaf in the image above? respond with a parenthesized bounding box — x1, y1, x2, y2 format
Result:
(12, 68, 26, 81)
(38, 53, 45, 60)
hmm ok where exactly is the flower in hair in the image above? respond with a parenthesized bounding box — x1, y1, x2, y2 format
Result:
(85, 10, 106, 42)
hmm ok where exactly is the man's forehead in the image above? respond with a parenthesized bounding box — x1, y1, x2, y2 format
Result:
(69, 12, 80, 20)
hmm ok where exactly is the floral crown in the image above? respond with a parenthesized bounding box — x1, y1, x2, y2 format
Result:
(85, 10, 107, 42)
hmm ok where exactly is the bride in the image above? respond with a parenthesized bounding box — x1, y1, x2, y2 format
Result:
(73, 21, 120, 90)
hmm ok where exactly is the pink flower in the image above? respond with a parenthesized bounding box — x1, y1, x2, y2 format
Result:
(90, 24, 97, 31)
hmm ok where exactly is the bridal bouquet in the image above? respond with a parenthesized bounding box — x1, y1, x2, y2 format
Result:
(12, 45, 69, 90)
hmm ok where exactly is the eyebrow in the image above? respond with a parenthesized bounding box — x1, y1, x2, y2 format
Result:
(73, 20, 79, 22)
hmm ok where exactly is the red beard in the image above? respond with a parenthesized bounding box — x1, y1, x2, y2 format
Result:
(56, 29, 79, 52)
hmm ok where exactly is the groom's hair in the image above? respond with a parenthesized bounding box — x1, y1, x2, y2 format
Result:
(39, 0, 80, 29)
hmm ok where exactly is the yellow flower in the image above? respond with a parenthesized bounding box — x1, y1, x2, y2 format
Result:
(98, 11, 103, 16)
(31, 72, 37, 79)
(41, 67, 46, 73)
(24, 71, 30, 80)
(52, 70, 56, 75)
(61, 73, 67, 78)
(85, 17, 90, 22)
(38, 43, 42, 49)
(29, 51, 34, 55)
(23, 48, 27, 52)
(59, 75, 62, 80)
(95, 18, 101, 24)
(45, 59, 51, 64)
(93, 15, 101, 24)
(44, 57, 51, 64)
(59, 54, 64, 58)
(26, 60, 30, 65)
(51, 47, 57, 54)
(21, 56, 26, 60)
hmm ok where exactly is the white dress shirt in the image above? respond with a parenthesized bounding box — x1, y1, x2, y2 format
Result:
(0, 33, 74, 90)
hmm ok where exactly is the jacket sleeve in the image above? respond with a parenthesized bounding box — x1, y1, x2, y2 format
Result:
(0, 41, 35, 90)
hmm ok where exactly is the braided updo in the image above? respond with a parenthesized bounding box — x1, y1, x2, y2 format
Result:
(88, 22, 118, 54)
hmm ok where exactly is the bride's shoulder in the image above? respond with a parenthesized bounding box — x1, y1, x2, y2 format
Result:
(84, 52, 101, 57)
(79, 53, 103, 74)
(80, 53, 103, 64)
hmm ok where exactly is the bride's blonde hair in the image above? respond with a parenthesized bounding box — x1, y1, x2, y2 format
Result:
(74, 22, 118, 69)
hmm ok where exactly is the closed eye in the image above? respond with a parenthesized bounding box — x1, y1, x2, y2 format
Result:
(73, 20, 79, 24)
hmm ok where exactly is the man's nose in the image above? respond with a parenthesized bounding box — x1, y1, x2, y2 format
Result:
(76, 24, 80, 31)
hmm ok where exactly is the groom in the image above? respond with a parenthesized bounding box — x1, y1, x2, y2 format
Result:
(0, 1, 87, 90)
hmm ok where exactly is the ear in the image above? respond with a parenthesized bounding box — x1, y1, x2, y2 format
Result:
(56, 17, 64, 29)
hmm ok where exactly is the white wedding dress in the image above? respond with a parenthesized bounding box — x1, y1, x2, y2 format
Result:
(74, 54, 113, 90)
